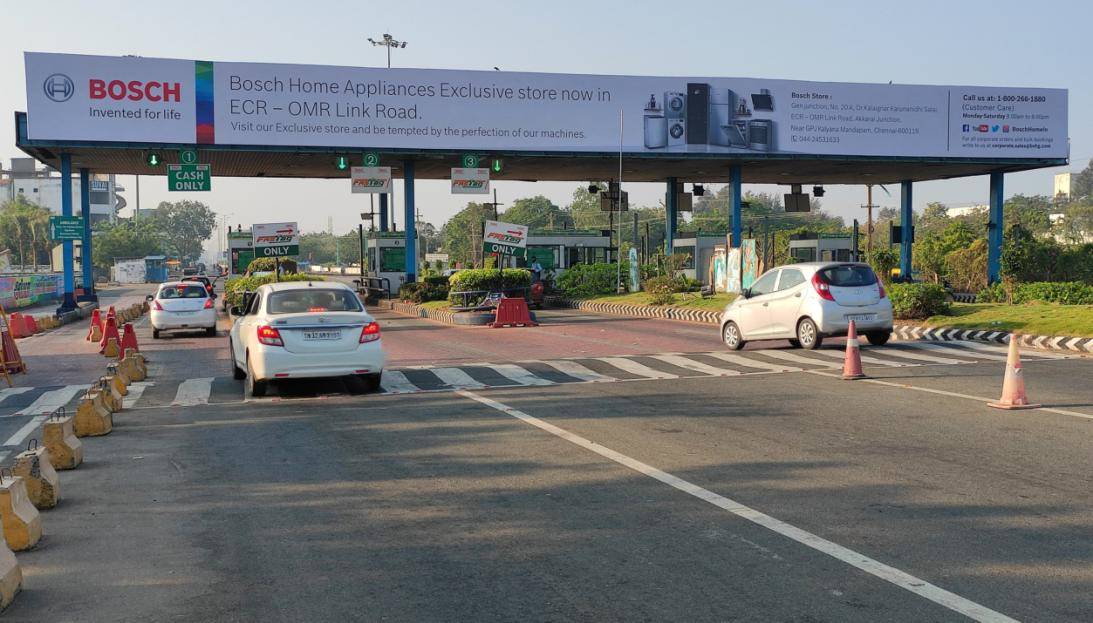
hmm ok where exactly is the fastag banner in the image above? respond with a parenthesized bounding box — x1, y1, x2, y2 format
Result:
(24, 52, 1069, 159)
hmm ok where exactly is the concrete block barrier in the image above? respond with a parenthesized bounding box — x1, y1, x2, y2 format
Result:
(0, 473, 42, 551)
(12, 443, 60, 510)
(0, 542, 22, 610)
(43, 410, 82, 471)
(108, 362, 131, 391)
(96, 379, 122, 413)
(74, 395, 113, 438)
(121, 352, 145, 382)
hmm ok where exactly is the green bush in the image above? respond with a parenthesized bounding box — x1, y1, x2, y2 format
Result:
(867, 249, 899, 284)
(888, 283, 950, 319)
(399, 281, 449, 304)
(976, 283, 1007, 303)
(555, 263, 627, 297)
(447, 269, 531, 305)
(224, 273, 321, 309)
(1012, 282, 1093, 305)
(245, 257, 298, 275)
(643, 276, 678, 305)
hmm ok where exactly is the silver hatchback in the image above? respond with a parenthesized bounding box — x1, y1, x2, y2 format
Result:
(719, 262, 893, 350)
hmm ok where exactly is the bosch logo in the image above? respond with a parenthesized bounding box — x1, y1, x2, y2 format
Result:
(43, 74, 75, 102)
(89, 78, 182, 103)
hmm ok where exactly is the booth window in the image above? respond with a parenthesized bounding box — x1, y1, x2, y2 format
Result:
(381, 247, 405, 272)
(673, 245, 696, 269)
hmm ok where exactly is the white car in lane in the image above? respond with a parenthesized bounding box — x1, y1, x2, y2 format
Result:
(228, 281, 385, 397)
(148, 281, 218, 339)
(719, 262, 893, 350)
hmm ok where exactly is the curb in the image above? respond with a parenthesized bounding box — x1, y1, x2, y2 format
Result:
(546, 296, 721, 325)
(892, 324, 1093, 354)
(379, 300, 494, 326)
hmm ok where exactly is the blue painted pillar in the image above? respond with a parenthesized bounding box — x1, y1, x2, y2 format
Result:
(57, 154, 77, 313)
(730, 165, 742, 248)
(403, 160, 416, 283)
(987, 172, 1004, 284)
(378, 193, 389, 232)
(665, 178, 677, 254)
(78, 168, 96, 301)
(899, 180, 913, 282)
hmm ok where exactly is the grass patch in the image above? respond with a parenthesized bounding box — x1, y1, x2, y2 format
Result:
(918, 303, 1093, 337)
(418, 300, 452, 311)
(579, 291, 736, 311)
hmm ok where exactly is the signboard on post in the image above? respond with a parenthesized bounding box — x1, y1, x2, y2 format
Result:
(452, 168, 490, 195)
(483, 220, 528, 259)
(49, 216, 84, 241)
(168, 164, 211, 191)
(351, 166, 392, 193)
(252, 222, 300, 257)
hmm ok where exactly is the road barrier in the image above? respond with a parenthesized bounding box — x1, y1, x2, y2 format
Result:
(842, 320, 866, 380)
(8, 314, 28, 340)
(74, 391, 113, 437)
(43, 408, 82, 471)
(988, 336, 1041, 410)
(23, 317, 38, 336)
(97, 377, 122, 413)
(0, 540, 21, 610)
(0, 470, 41, 551)
(121, 350, 145, 382)
(108, 362, 131, 390)
(491, 297, 538, 328)
(121, 323, 140, 354)
(12, 441, 59, 510)
(99, 315, 121, 356)
(86, 309, 102, 342)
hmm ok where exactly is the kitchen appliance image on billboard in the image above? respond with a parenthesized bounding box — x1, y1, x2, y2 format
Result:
(643, 94, 667, 149)
(686, 83, 710, 145)
(708, 88, 734, 146)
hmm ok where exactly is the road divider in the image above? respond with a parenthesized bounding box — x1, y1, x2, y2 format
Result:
(74, 390, 113, 437)
(12, 441, 59, 510)
(0, 470, 41, 551)
(0, 540, 21, 610)
(43, 408, 82, 471)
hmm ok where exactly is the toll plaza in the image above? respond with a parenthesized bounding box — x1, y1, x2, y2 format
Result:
(503, 230, 614, 276)
(15, 52, 1068, 316)
(364, 231, 420, 294)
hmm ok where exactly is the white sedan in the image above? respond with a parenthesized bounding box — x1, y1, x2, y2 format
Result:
(228, 281, 385, 397)
(149, 281, 218, 339)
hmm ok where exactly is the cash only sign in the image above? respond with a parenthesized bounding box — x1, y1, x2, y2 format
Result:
(483, 220, 528, 260)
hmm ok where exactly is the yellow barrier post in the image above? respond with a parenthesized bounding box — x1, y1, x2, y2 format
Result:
(43, 408, 82, 470)
(12, 442, 59, 510)
(0, 472, 42, 551)
(75, 394, 113, 438)
(0, 541, 21, 610)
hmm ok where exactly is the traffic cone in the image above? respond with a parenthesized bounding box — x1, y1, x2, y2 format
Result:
(99, 316, 120, 354)
(842, 320, 866, 380)
(120, 323, 140, 353)
(87, 309, 103, 342)
(988, 336, 1041, 410)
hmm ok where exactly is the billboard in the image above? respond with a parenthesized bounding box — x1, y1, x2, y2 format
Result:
(24, 52, 1069, 159)
(252, 222, 299, 257)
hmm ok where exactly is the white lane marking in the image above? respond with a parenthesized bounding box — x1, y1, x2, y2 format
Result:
(3, 415, 48, 447)
(945, 340, 1069, 360)
(541, 360, 613, 383)
(430, 367, 487, 390)
(0, 387, 34, 405)
(15, 385, 88, 416)
(597, 357, 677, 379)
(905, 342, 1010, 362)
(872, 347, 969, 365)
(122, 382, 154, 409)
(171, 378, 214, 406)
(379, 371, 420, 394)
(806, 370, 1093, 422)
(755, 349, 842, 368)
(458, 390, 1019, 623)
(703, 351, 801, 373)
(489, 364, 555, 386)
(807, 349, 914, 367)
(649, 354, 741, 376)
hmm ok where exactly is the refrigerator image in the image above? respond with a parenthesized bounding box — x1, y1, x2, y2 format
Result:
(707, 89, 734, 146)
(686, 83, 709, 144)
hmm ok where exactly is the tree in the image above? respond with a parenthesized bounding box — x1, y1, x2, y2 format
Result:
(1054, 202, 1093, 245)
(501, 195, 571, 230)
(568, 183, 608, 230)
(91, 219, 163, 272)
(913, 220, 977, 283)
(1072, 161, 1093, 201)
(441, 202, 492, 267)
(150, 200, 216, 263)
(0, 196, 52, 267)
(916, 202, 950, 235)
(1003, 194, 1052, 233)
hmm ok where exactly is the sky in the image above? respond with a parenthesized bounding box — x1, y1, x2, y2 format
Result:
(4, 0, 1089, 256)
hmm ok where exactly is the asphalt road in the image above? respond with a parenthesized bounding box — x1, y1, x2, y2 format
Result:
(4, 299, 1092, 622)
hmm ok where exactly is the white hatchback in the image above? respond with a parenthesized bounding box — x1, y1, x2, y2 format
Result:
(719, 262, 893, 350)
(228, 281, 385, 396)
(149, 281, 218, 339)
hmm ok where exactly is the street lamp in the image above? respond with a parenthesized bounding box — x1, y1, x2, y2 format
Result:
(367, 33, 407, 68)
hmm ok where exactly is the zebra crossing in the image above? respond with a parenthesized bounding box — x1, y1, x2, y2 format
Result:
(0, 341, 1069, 413)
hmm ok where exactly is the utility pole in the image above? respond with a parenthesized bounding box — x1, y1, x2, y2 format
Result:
(367, 33, 407, 68)
(862, 184, 876, 257)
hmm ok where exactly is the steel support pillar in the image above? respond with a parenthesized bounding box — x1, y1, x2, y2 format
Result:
(403, 160, 416, 283)
(378, 193, 389, 232)
(57, 154, 77, 314)
(78, 168, 96, 302)
(730, 165, 742, 248)
(665, 177, 678, 254)
(900, 180, 913, 281)
(987, 172, 1004, 284)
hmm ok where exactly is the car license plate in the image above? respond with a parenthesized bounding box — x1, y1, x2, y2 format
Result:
(303, 330, 342, 341)
(846, 314, 875, 322)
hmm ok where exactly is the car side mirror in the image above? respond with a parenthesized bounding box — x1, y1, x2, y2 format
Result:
(145, 294, 154, 301)
(741, 288, 751, 299)
(230, 305, 243, 316)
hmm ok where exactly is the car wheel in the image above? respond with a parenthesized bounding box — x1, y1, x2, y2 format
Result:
(363, 373, 382, 393)
(722, 322, 745, 351)
(796, 318, 823, 350)
(230, 340, 246, 380)
(206, 326, 218, 337)
(788, 339, 802, 348)
(246, 354, 268, 398)
(152, 328, 161, 340)
(866, 331, 891, 346)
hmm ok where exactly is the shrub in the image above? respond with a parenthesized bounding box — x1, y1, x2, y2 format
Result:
(245, 257, 298, 275)
(1011, 282, 1093, 305)
(888, 282, 950, 319)
(944, 239, 988, 293)
(399, 281, 449, 304)
(976, 283, 1007, 303)
(224, 273, 322, 309)
(867, 249, 899, 284)
(643, 276, 677, 305)
(555, 263, 626, 297)
(447, 269, 531, 305)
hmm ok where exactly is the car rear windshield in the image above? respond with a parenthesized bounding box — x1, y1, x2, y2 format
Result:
(159, 285, 208, 299)
(819, 265, 877, 287)
(267, 289, 363, 314)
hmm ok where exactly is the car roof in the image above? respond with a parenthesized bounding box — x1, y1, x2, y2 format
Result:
(258, 280, 352, 292)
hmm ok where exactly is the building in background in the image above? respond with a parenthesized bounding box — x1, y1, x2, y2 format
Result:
(1, 157, 124, 225)
(1054, 172, 1072, 201)
(946, 203, 989, 218)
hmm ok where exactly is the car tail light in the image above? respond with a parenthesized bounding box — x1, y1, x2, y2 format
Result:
(811, 272, 835, 301)
(877, 281, 887, 299)
(359, 322, 381, 343)
(203, 297, 214, 309)
(257, 325, 284, 347)
(151, 300, 163, 311)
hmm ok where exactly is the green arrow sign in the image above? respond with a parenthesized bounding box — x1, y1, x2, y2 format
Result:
(49, 216, 84, 241)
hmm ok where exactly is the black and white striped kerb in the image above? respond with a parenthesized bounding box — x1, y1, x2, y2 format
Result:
(547, 297, 721, 326)
(892, 325, 1093, 354)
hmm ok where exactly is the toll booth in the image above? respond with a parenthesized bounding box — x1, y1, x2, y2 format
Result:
(671, 234, 727, 283)
(366, 231, 420, 294)
(227, 228, 254, 276)
(144, 256, 168, 282)
(504, 230, 614, 276)
(788, 233, 854, 263)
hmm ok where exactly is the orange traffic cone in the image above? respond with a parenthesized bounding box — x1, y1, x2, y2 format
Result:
(842, 320, 866, 380)
(988, 336, 1041, 410)
(120, 323, 139, 353)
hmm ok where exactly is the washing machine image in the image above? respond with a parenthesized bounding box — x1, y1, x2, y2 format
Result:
(668, 118, 686, 146)
(664, 92, 686, 120)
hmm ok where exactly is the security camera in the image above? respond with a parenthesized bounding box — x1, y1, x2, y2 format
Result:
(813, 185, 825, 197)
(588, 184, 600, 194)
(693, 184, 705, 197)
